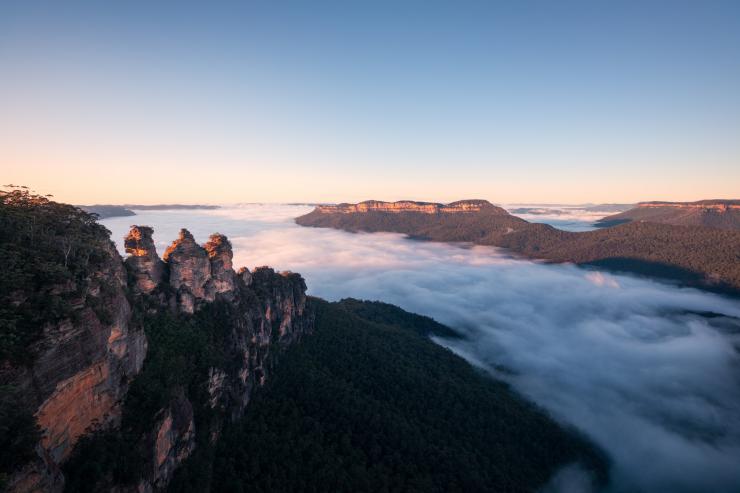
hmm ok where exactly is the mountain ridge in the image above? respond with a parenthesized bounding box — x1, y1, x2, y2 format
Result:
(595, 199, 740, 230)
(296, 199, 740, 296)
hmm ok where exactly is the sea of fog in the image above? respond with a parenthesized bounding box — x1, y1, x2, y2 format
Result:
(102, 205, 740, 493)
(502, 204, 630, 231)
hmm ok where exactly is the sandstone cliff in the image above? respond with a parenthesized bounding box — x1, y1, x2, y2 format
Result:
(316, 199, 507, 215)
(296, 198, 740, 296)
(2, 196, 312, 493)
(65, 226, 312, 492)
(596, 199, 740, 230)
(1, 197, 147, 492)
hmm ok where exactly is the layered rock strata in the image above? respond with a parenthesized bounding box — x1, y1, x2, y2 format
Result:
(120, 226, 312, 490)
(5, 239, 146, 492)
(6, 225, 312, 493)
(316, 199, 507, 214)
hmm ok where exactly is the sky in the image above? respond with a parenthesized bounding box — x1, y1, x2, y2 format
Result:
(1, 0, 739, 204)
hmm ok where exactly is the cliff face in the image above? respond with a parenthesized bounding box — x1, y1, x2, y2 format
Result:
(4, 233, 146, 493)
(108, 227, 311, 492)
(125, 225, 164, 294)
(316, 199, 507, 215)
(296, 198, 740, 296)
(3, 217, 312, 492)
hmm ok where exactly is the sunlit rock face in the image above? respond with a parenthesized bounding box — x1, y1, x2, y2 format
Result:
(6, 240, 146, 493)
(6, 221, 313, 493)
(316, 199, 507, 214)
(114, 226, 312, 490)
(163, 229, 212, 312)
(638, 200, 740, 211)
(151, 229, 240, 312)
(124, 225, 164, 294)
(204, 233, 236, 298)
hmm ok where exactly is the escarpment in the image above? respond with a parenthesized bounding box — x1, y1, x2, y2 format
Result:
(297, 199, 740, 296)
(2, 196, 312, 493)
(1, 196, 147, 492)
(316, 199, 508, 215)
(62, 226, 312, 492)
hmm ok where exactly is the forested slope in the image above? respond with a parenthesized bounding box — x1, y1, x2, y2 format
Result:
(297, 202, 740, 296)
(205, 298, 607, 493)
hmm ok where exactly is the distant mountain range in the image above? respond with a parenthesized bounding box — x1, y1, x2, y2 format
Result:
(595, 200, 740, 230)
(79, 204, 220, 219)
(296, 199, 740, 296)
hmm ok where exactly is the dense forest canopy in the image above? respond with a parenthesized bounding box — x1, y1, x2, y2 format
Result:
(0, 187, 115, 362)
(202, 299, 607, 492)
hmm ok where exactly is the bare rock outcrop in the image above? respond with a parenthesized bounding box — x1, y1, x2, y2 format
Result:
(112, 226, 313, 490)
(204, 233, 236, 298)
(5, 239, 146, 493)
(163, 229, 212, 313)
(124, 226, 164, 294)
(129, 228, 240, 313)
(315, 199, 504, 214)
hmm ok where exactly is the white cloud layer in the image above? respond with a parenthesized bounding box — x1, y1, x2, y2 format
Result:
(103, 205, 740, 493)
(502, 204, 623, 231)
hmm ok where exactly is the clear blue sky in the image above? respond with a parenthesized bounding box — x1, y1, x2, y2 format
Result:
(1, 0, 739, 204)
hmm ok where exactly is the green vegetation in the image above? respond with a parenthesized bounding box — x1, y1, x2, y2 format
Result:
(1, 187, 116, 485)
(0, 186, 115, 364)
(336, 298, 460, 338)
(62, 302, 239, 491)
(64, 295, 606, 492)
(594, 201, 740, 231)
(208, 298, 606, 492)
(297, 206, 740, 295)
(0, 385, 41, 488)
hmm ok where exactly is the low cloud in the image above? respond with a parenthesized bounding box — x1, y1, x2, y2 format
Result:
(502, 204, 615, 231)
(104, 205, 740, 493)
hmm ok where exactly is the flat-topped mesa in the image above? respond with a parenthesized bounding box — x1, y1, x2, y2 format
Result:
(638, 200, 740, 212)
(315, 199, 504, 215)
(124, 225, 164, 294)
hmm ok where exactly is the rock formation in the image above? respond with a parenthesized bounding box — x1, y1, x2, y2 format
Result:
(316, 199, 506, 215)
(162, 229, 211, 313)
(596, 199, 740, 230)
(204, 233, 236, 298)
(115, 227, 312, 490)
(4, 219, 313, 492)
(4, 238, 146, 492)
(124, 225, 164, 294)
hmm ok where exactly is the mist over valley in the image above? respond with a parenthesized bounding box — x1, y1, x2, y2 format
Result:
(99, 205, 740, 493)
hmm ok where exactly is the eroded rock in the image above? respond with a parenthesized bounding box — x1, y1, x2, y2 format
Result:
(124, 226, 164, 294)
